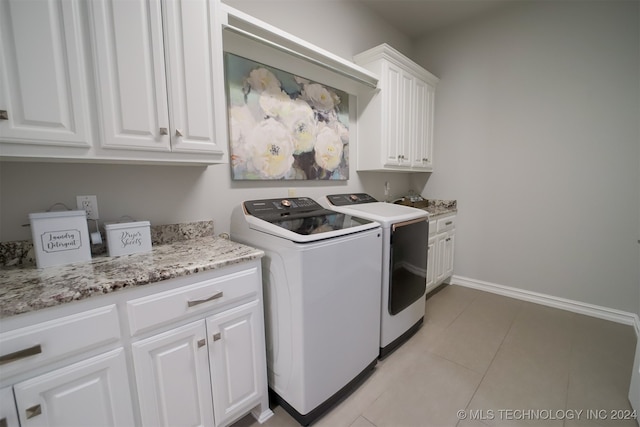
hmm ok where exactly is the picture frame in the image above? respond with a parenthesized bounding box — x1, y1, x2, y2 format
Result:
(225, 53, 350, 181)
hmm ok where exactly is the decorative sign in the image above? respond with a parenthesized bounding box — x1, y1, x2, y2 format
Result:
(29, 210, 92, 268)
(225, 53, 350, 181)
(105, 221, 151, 257)
(116, 230, 145, 250)
(41, 229, 82, 253)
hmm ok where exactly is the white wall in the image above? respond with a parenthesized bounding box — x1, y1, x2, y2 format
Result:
(222, 0, 413, 59)
(0, 0, 413, 243)
(413, 1, 640, 313)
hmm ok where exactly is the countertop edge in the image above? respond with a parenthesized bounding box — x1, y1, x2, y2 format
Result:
(0, 236, 263, 319)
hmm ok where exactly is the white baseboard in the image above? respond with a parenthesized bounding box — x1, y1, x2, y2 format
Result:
(450, 275, 640, 337)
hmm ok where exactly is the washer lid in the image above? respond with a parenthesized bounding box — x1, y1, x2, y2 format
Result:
(242, 198, 380, 243)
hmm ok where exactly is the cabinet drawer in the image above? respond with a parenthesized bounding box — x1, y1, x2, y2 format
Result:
(436, 215, 456, 233)
(0, 305, 120, 378)
(428, 220, 437, 236)
(126, 266, 260, 336)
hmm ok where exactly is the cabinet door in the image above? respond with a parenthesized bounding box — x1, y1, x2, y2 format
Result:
(0, 0, 91, 148)
(426, 235, 436, 291)
(13, 348, 135, 427)
(382, 62, 403, 166)
(399, 71, 413, 166)
(132, 320, 214, 427)
(411, 78, 433, 170)
(435, 233, 447, 284)
(163, 0, 224, 155)
(425, 83, 436, 169)
(0, 387, 19, 427)
(443, 231, 455, 280)
(207, 300, 265, 427)
(89, 0, 171, 151)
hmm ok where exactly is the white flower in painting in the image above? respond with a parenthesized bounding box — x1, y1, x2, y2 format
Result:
(281, 100, 317, 154)
(294, 76, 309, 86)
(246, 68, 281, 93)
(246, 118, 295, 179)
(327, 118, 349, 144)
(228, 105, 256, 166)
(314, 125, 343, 171)
(259, 88, 292, 118)
(302, 83, 340, 111)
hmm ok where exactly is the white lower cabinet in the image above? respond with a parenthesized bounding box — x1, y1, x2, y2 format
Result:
(427, 214, 456, 293)
(207, 300, 265, 427)
(132, 300, 267, 427)
(0, 260, 271, 427)
(13, 348, 135, 427)
(126, 260, 271, 427)
(133, 321, 215, 427)
(0, 386, 19, 427)
(426, 221, 437, 292)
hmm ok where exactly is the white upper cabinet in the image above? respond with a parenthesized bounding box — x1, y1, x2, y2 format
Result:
(89, 0, 226, 158)
(164, 0, 225, 154)
(0, 0, 92, 149)
(0, 0, 227, 164)
(89, 0, 170, 152)
(354, 44, 438, 172)
(412, 78, 435, 169)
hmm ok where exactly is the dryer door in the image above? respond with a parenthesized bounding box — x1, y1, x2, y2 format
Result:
(389, 218, 429, 315)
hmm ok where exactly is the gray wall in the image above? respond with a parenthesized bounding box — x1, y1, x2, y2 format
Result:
(413, 1, 640, 314)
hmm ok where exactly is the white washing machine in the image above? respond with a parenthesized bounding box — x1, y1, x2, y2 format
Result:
(230, 197, 382, 425)
(323, 193, 429, 358)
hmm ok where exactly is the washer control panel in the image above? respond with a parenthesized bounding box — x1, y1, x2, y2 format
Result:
(244, 197, 323, 219)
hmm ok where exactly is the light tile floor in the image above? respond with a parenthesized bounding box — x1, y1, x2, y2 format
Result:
(232, 285, 638, 427)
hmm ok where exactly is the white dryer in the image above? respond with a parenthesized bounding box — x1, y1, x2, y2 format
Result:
(323, 193, 429, 358)
(230, 197, 382, 425)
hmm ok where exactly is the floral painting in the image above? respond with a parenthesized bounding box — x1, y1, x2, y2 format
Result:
(225, 53, 349, 180)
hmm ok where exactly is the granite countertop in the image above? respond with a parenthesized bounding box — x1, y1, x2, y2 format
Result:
(0, 224, 263, 319)
(424, 199, 457, 218)
(391, 198, 457, 218)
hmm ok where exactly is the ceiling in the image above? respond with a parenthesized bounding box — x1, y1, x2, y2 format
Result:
(348, 0, 514, 39)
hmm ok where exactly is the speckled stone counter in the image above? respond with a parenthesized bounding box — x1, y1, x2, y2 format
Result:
(0, 225, 263, 319)
(424, 199, 457, 218)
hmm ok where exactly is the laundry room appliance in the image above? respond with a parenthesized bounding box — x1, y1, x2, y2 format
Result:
(323, 193, 429, 358)
(230, 197, 382, 426)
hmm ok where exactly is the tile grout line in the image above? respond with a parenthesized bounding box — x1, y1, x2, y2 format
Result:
(459, 299, 526, 426)
(562, 312, 578, 427)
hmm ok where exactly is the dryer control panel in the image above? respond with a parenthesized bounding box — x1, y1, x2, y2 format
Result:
(327, 193, 378, 206)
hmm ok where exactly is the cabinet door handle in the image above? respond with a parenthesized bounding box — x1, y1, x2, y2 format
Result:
(175, 129, 183, 137)
(0, 344, 42, 365)
(445, 221, 453, 226)
(197, 339, 206, 348)
(26, 404, 42, 419)
(159, 127, 168, 135)
(0, 110, 8, 120)
(212, 333, 221, 341)
(187, 291, 223, 307)
(445, 238, 451, 242)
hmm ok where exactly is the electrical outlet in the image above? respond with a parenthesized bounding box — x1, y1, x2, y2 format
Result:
(76, 195, 99, 220)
